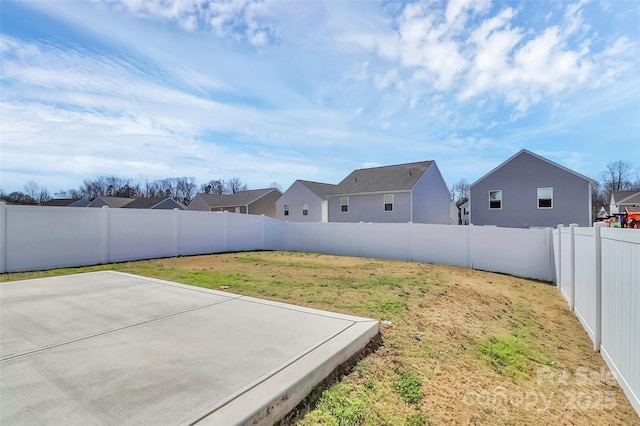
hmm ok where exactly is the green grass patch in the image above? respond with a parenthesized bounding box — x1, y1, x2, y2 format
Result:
(378, 299, 408, 317)
(300, 383, 371, 426)
(394, 368, 423, 405)
(406, 413, 430, 426)
(477, 335, 531, 379)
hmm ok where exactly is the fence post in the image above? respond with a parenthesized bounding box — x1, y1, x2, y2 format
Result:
(0, 202, 6, 273)
(174, 208, 180, 257)
(546, 227, 554, 282)
(468, 224, 474, 269)
(594, 222, 604, 352)
(223, 211, 229, 252)
(569, 223, 578, 311)
(102, 206, 110, 264)
(556, 224, 564, 290)
(261, 215, 266, 250)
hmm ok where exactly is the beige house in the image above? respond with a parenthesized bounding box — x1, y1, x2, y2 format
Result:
(187, 188, 282, 218)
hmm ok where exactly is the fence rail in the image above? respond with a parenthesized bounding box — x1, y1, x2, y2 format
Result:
(553, 223, 640, 416)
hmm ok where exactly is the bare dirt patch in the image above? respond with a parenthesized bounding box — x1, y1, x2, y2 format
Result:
(2, 251, 638, 425)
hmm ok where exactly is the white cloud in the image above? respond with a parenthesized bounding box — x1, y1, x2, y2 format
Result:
(106, 0, 276, 46)
(338, 0, 636, 114)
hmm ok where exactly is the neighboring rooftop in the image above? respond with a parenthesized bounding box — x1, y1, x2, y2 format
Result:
(612, 190, 640, 204)
(332, 161, 434, 194)
(121, 197, 185, 210)
(196, 188, 279, 207)
(297, 180, 339, 198)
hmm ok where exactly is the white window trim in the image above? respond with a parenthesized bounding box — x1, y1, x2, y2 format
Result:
(340, 197, 349, 213)
(383, 194, 394, 212)
(302, 203, 309, 216)
(537, 187, 553, 209)
(284, 204, 289, 216)
(489, 190, 502, 210)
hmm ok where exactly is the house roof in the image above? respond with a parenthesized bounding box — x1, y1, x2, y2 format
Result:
(331, 161, 434, 195)
(121, 197, 185, 209)
(196, 188, 280, 207)
(41, 198, 83, 207)
(612, 190, 640, 204)
(297, 180, 338, 198)
(89, 196, 136, 208)
(470, 149, 596, 188)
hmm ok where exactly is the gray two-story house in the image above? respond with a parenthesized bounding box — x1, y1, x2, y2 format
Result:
(327, 161, 453, 224)
(469, 149, 595, 228)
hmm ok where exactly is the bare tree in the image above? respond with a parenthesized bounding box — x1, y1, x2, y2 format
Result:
(450, 178, 470, 207)
(23, 180, 40, 200)
(226, 177, 248, 194)
(200, 179, 226, 194)
(176, 177, 197, 204)
(23, 180, 51, 204)
(601, 161, 633, 195)
(269, 181, 282, 191)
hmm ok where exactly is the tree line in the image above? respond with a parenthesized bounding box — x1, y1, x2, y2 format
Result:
(2, 160, 637, 211)
(0, 176, 283, 206)
(449, 160, 639, 213)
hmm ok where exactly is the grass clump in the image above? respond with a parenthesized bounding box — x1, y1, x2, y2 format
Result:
(478, 335, 530, 379)
(406, 412, 430, 426)
(395, 368, 423, 405)
(300, 383, 371, 426)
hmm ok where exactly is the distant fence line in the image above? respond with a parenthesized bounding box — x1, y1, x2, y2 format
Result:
(553, 224, 640, 416)
(0, 203, 553, 281)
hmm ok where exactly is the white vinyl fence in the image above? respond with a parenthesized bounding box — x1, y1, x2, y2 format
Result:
(553, 223, 640, 416)
(0, 203, 553, 281)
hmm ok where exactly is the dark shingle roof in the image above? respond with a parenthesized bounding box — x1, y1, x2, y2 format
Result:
(89, 197, 135, 208)
(612, 191, 640, 204)
(332, 161, 434, 195)
(298, 180, 338, 198)
(41, 198, 82, 206)
(121, 197, 185, 209)
(197, 188, 280, 207)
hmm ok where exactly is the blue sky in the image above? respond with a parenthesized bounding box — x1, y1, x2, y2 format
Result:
(1, 0, 639, 195)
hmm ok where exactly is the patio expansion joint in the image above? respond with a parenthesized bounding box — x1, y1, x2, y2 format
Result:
(0, 296, 235, 363)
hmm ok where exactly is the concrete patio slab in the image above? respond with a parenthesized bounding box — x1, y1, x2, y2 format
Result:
(0, 271, 379, 425)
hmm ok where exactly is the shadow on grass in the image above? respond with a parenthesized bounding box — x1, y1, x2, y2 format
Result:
(275, 332, 384, 426)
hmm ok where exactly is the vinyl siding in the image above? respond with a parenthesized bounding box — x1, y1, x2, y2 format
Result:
(470, 151, 591, 227)
(328, 192, 411, 223)
(276, 181, 325, 222)
(411, 163, 452, 224)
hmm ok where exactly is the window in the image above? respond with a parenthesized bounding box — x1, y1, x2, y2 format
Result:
(302, 203, 309, 216)
(383, 194, 394, 212)
(284, 204, 289, 216)
(537, 187, 553, 208)
(489, 190, 502, 209)
(235, 207, 241, 213)
(340, 197, 349, 213)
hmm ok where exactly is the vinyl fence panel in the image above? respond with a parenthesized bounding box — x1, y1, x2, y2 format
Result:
(3, 205, 106, 272)
(470, 226, 554, 281)
(599, 228, 640, 416)
(178, 211, 227, 255)
(109, 208, 178, 262)
(573, 227, 597, 343)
